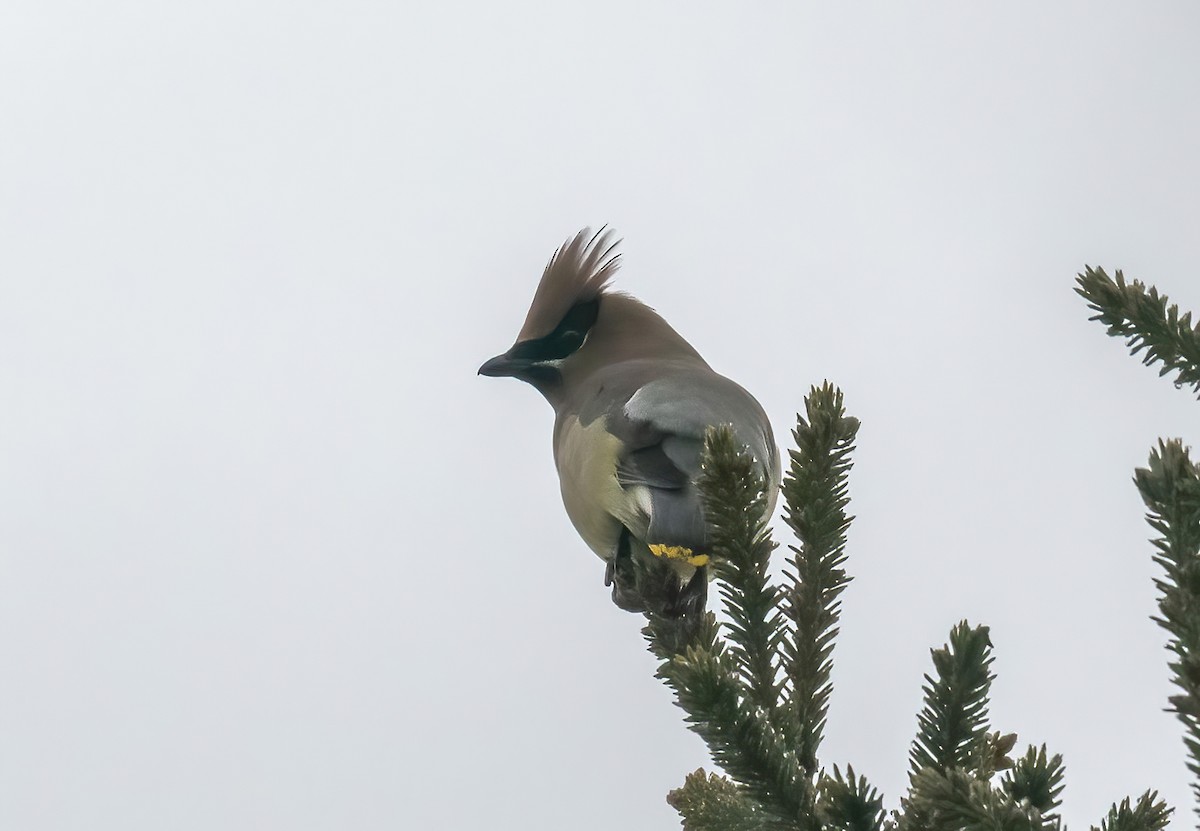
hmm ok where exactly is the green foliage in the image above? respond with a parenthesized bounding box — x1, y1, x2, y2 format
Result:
(1075, 266, 1200, 398)
(646, 610, 805, 820)
(1002, 745, 1066, 830)
(1081, 264, 1200, 822)
(816, 766, 887, 831)
(667, 769, 772, 831)
(644, 384, 862, 829)
(908, 623, 997, 776)
(898, 625, 1023, 831)
(781, 384, 859, 775)
(643, 374, 1182, 830)
(1090, 793, 1172, 831)
(906, 765, 1050, 831)
(700, 426, 784, 714)
(1135, 439, 1200, 812)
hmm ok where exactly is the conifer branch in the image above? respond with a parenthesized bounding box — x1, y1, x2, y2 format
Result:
(816, 765, 888, 831)
(1075, 266, 1200, 398)
(1001, 745, 1066, 831)
(668, 769, 773, 831)
(907, 766, 1045, 831)
(909, 622, 996, 776)
(973, 731, 1019, 780)
(700, 426, 784, 714)
(652, 386, 861, 829)
(1090, 792, 1172, 831)
(649, 366, 1183, 830)
(1134, 438, 1200, 815)
(780, 383, 860, 775)
(1078, 267, 1198, 819)
(645, 612, 806, 823)
(898, 624, 1005, 831)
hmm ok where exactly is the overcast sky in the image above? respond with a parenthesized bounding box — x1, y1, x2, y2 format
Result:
(2, 3, 1199, 829)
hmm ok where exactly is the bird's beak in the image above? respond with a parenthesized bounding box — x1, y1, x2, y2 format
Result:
(478, 350, 527, 378)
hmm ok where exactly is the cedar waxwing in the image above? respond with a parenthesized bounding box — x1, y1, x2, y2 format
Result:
(479, 227, 780, 627)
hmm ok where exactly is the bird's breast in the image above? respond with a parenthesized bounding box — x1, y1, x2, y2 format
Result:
(554, 414, 649, 561)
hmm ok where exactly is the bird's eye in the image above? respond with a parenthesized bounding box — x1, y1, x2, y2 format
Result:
(509, 298, 600, 364)
(557, 329, 584, 351)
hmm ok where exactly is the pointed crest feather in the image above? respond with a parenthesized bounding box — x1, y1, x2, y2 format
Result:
(517, 226, 622, 341)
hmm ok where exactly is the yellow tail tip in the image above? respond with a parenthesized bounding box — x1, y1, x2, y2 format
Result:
(649, 544, 709, 567)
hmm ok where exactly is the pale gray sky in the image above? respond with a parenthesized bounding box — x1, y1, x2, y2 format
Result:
(2, 2, 1198, 829)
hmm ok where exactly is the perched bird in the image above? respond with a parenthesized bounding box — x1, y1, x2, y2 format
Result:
(479, 227, 780, 628)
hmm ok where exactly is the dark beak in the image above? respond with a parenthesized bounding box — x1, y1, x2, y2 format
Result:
(478, 351, 527, 378)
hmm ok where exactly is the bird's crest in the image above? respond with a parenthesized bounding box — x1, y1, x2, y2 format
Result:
(517, 226, 622, 342)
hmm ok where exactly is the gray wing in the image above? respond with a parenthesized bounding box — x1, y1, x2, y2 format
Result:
(614, 369, 779, 550)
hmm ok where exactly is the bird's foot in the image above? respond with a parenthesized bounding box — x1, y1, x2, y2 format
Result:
(608, 566, 646, 612)
(606, 539, 645, 613)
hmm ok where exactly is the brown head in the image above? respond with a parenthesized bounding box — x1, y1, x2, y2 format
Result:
(478, 227, 705, 404)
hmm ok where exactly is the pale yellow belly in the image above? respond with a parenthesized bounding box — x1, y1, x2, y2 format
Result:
(554, 416, 649, 561)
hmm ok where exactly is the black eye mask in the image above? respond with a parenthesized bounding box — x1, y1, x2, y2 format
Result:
(511, 298, 600, 363)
